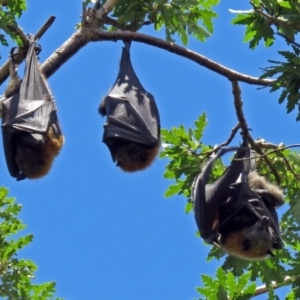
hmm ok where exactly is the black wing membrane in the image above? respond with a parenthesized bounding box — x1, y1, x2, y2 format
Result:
(192, 143, 250, 243)
(2, 36, 64, 180)
(99, 41, 160, 172)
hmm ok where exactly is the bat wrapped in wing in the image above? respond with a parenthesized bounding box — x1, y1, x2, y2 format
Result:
(99, 41, 160, 172)
(1, 36, 64, 180)
(192, 139, 284, 260)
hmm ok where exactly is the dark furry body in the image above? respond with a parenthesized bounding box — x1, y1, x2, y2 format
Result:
(99, 42, 160, 172)
(192, 145, 284, 260)
(2, 37, 64, 180)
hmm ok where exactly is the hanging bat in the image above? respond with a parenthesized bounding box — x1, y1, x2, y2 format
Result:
(99, 41, 160, 172)
(1, 36, 64, 180)
(192, 140, 284, 260)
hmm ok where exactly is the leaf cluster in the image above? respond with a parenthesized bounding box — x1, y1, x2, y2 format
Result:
(231, 1, 300, 120)
(260, 48, 300, 121)
(160, 113, 217, 213)
(111, 0, 219, 45)
(0, 187, 63, 300)
(231, 0, 300, 49)
(196, 267, 256, 300)
(0, 0, 26, 51)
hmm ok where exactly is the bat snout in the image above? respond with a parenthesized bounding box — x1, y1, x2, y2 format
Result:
(260, 216, 270, 227)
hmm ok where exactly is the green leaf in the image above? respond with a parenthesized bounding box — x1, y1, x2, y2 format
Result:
(185, 201, 193, 213)
(164, 180, 184, 197)
(194, 113, 208, 141)
(278, 0, 291, 9)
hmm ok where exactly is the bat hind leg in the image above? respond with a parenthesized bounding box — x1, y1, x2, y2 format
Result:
(113, 141, 160, 172)
(15, 126, 64, 179)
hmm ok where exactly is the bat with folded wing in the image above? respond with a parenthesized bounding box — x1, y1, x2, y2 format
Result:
(192, 139, 284, 260)
(2, 36, 64, 180)
(99, 41, 160, 172)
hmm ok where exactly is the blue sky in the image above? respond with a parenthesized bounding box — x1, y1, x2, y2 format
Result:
(0, 1, 298, 299)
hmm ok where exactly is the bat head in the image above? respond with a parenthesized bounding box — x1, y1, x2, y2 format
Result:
(218, 210, 283, 260)
(108, 139, 160, 172)
(15, 126, 64, 180)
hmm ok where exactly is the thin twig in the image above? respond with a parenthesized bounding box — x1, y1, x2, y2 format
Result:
(200, 123, 241, 157)
(255, 9, 300, 29)
(0, 16, 56, 86)
(281, 155, 300, 180)
(33, 16, 56, 41)
(103, 16, 153, 31)
(103, 16, 127, 30)
(255, 140, 282, 149)
(231, 80, 281, 184)
(277, 32, 300, 49)
(96, 0, 119, 20)
(249, 144, 300, 158)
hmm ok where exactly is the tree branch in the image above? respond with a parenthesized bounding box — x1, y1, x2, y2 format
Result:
(1, 23, 275, 92)
(255, 9, 300, 30)
(96, 0, 119, 20)
(41, 28, 89, 78)
(253, 276, 294, 298)
(89, 29, 274, 86)
(277, 32, 300, 49)
(6, 23, 28, 47)
(0, 16, 56, 86)
(33, 16, 56, 41)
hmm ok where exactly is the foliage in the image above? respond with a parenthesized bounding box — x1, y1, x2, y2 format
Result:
(260, 46, 300, 121)
(196, 268, 256, 300)
(112, 0, 219, 45)
(0, 0, 26, 51)
(231, 0, 300, 49)
(230, 0, 300, 120)
(161, 114, 300, 299)
(0, 187, 63, 300)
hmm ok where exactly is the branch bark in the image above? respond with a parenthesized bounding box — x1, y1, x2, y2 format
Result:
(41, 29, 89, 78)
(231, 80, 281, 184)
(253, 276, 294, 298)
(1, 25, 275, 88)
(0, 16, 56, 86)
(89, 29, 274, 86)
